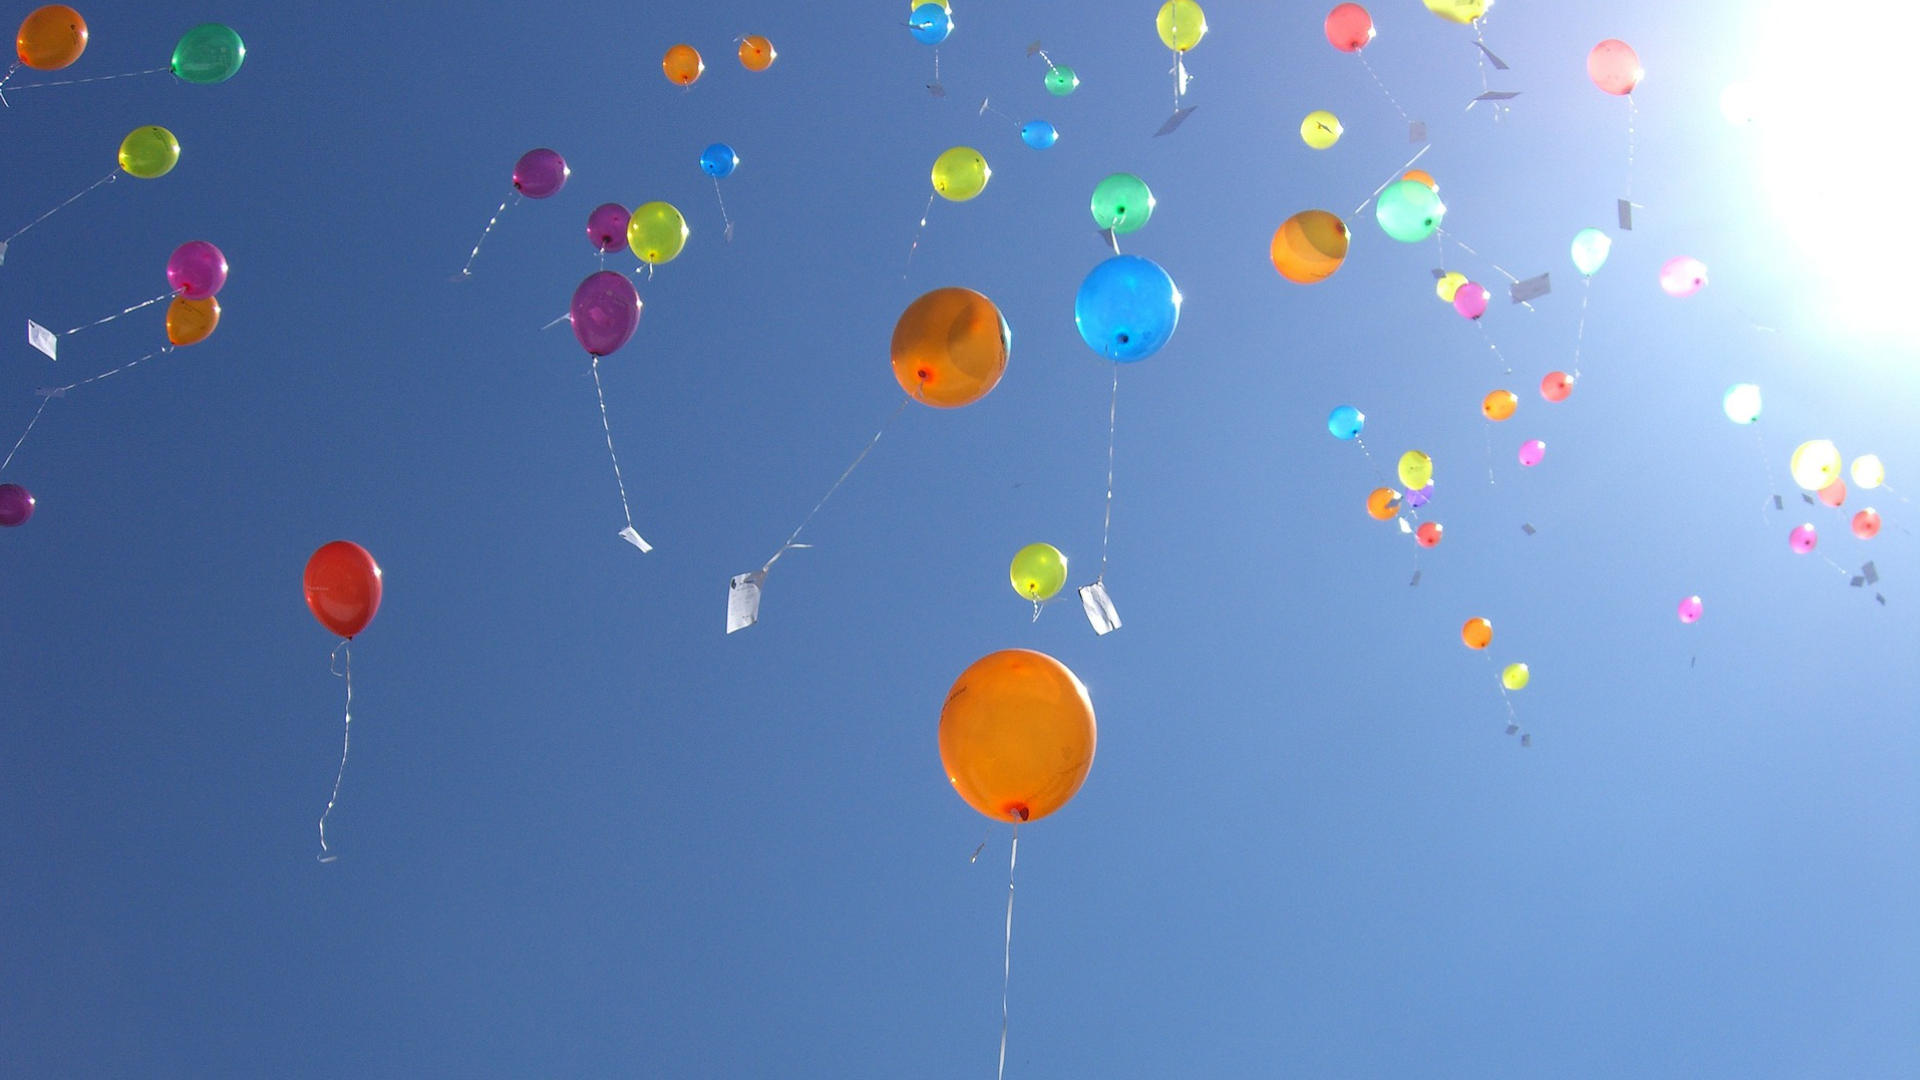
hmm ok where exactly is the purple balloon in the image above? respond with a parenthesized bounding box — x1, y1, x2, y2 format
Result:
(586, 202, 631, 254)
(0, 483, 35, 527)
(571, 271, 641, 357)
(166, 240, 228, 300)
(1406, 482, 1433, 508)
(513, 148, 570, 199)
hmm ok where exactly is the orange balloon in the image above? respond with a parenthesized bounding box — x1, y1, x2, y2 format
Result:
(662, 43, 704, 86)
(890, 287, 1010, 407)
(166, 296, 220, 346)
(1461, 617, 1492, 650)
(938, 649, 1096, 824)
(1366, 487, 1401, 521)
(16, 5, 86, 70)
(738, 35, 776, 71)
(1481, 389, 1517, 421)
(1402, 168, 1437, 190)
(1270, 209, 1350, 284)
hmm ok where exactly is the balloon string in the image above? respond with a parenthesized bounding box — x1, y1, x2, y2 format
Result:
(996, 823, 1019, 1080)
(1475, 322, 1511, 376)
(1437, 230, 1520, 284)
(1483, 651, 1527, 743)
(903, 193, 937, 279)
(590, 356, 638, 532)
(48, 346, 172, 394)
(1569, 278, 1592, 379)
(0, 60, 19, 106)
(1624, 96, 1637, 200)
(711, 177, 733, 244)
(4, 65, 169, 90)
(318, 640, 353, 862)
(3, 171, 117, 246)
(763, 397, 910, 574)
(1750, 427, 1779, 525)
(64, 291, 172, 336)
(1097, 365, 1118, 580)
(0, 395, 52, 474)
(454, 193, 516, 279)
(1357, 53, 1409, 122)
(1482, 421, 1497, 486)
(1349, 144, 1430, 219)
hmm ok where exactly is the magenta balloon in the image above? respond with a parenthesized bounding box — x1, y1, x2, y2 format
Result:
(0, 483, 34, 527)
(1676, 595, 1703, 623)
(1788, 523, 1817, 554)
(166, 240, 228, 299)
(571, 271, 642, 357)
(1518, 439, 1546, 467)
(586, 203, 631, 253)
(1452, 282, 1489, 319)
(513, 148, 570, 199)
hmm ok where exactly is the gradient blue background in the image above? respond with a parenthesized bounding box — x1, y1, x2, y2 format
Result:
(2, 2, 1915, 1076)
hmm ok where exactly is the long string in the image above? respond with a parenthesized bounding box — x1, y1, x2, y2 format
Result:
(317, 640, 354, 862)
(996, 823, 1020, 1080)
(1437, 229, 1521, 284)
(1483, 651, 1527, 743)
(1570, 277, 1592, 379)
(3, 65, 169, 90)
(1097, 366, 1118, 580)
(51, 347, 170, 392)
(590, 356, 638, 531)
(904, 194, 937, 278)
(0, 396, 52, 474)
(711, 177, 734, 243)
(1475, 322, 1512, 375)
(3, 171, 117, 246)
(1357, 53, 1409, 122)
(1624, 96, 1638, 200)
(762, 397, 910, 574)
(64, 291, 172, 336)
(454, 193, 516, 279)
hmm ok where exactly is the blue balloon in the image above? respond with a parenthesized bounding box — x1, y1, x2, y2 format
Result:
(1020, 121, 1058, 150)
(909, 4, 952, 45)
(699, 143, 738, 179)
(1074, 255, 1182, 362)
(1327, 405, 1365, 440)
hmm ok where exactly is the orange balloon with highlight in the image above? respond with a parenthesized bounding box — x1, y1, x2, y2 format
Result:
(662, 43, 704, 86)
(1366, 487, 1401, 521)
(1461, 617, 1492, 650)
(166, 296, 220, 346)
(938, 649, 1096, 824)
(1402, 169, 1436, 190)
(738, 35, 776, 71)
(890, 287, 1010, 408)
(1270, 209, 1350, 284)
(16, 5, 87, 70)
(1481, 389, 1517, 421)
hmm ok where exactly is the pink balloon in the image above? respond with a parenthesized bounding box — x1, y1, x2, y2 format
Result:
(586, 203, 631, 254)
(1852, 508, 1881, 540)
(1660, 256, 1708, 298)
(1415, 521, 1443, 547)
(512, 148, 570, 199)
(166, 240, 228, 300)
(1452, 282, 1489, 320)
(1677, 595, 1703, 623)
(1587, 39, 1642, 96)
(1789, 523, 1818, 554)
(1817, 478, 1847, 508)
(1540, 371, 1574, 402)
(1324, 4, 1374, 53)
(1518, 439, 1546, 467)
(570, 271, 642, 357)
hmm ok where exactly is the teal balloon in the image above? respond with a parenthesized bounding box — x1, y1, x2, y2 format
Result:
(1091, 173, 1155, 235)
(171, 23, 245, 84)
(1374, 179, 1444, 243)
(1045, 65, 1079, 96)
(1570, 228, 1612, 276)
(1074, 255, 1181, 362)
(1328, 405, 1365, 440)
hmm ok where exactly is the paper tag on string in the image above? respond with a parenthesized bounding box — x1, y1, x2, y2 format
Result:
(1471, 92, 1520, 106)
(1521, 523, 1537, 535)
(927, 82, 945, 97)
(1154, 108, 1194, 137)
(618, 526, 652, 553)
(1476, 42, 1510, 70)
(1771, 495, 1783, 510)
(727, 571, 765, 634)
(1078, 581, 1121, 636)
(1409, 121, 1428, 143)
(1099, 227, 1119, 254)
(1520, 734, 1532, 748)
(1431, 268, 1448, 279)
(1802, 493, 1816, 506)
(1617, 199, 1636, 230)
(1505, 723, 1519, 736)
(1409, 570, 1422, 587)
(1398, 518, 1412, 533)
(1850, 575, 1865, 588)
(1025, 41, 1043, 57)
(1862, 561, 1879, 584)
(26, 320, 57, 360)
(1510, 274, 1551, 304)
(0, 241, 8, 266)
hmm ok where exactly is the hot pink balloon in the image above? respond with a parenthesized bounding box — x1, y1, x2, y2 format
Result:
(1677, 595, 1703, 623)
(1518, 439, 1546, 467)
(571, 271, 642, 357)
(1587, 39, 1642, 96)
(1453, 281, 1489, 320)
(1660, 256, 1708, 298)
(1852, 508, 1881, 540)
(513, 148, 570, 199)
(586, 203, 631, 254)
(166, 240, 228, 299)
(1789, 523, 1818, 554)
(1324, 4, 1374, 53)
(1817, 478, 1847, 508)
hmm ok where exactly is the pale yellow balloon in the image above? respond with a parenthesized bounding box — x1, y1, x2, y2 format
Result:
(1501, 662, 1530, 691)
(1789, 439, 1842, 491)
(1850, 454, 1885, 489)
(1156, 0, 1207, 52)
(1436, 271, 1467, 302)
(1397, 450, 1433, 491)
(1300, 110, 1342, 150)
(1424, 0, 1490, 25)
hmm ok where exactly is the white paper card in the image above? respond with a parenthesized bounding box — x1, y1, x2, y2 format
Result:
(27, 320, 57, 360)
(1078, 581, 1121, 636)
(1473, 91, 1520, 102)
(727, 571, 765, 634)
(1510, 274, 1551, 303)
(618, 526, 652, 553)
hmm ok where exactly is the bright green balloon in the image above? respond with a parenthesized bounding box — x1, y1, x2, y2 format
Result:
(1091, 173, 1154, 235)
(1501, 663, 1530, 691)
(1374, 179, 1444, 243)
(1156, 0, 1207, 52)
(627, 201, 689, 265)
(1570, 228, 1612, 276)
(931, 146, 991, 202)
(172, 23, 246, 84)
(1045, 65, 1079, 96)
(118, 126, 181, 179)
(1009, 543, 1068, 602)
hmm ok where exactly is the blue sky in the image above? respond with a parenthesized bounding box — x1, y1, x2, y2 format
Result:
(2, 2, 1915, 1077)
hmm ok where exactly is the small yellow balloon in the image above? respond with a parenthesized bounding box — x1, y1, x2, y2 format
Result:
(1850, 454, 1885, 489)
(1155, 0, 1207, 52)
(1397, 450, 1433, 491)
(931, 146, 991, 202)
(118, 125, 180, 179)
(1436, 271, 1467, 302)
(627, 201, 689, 265)
(1300, 110, 1342, 150)
(1501, 662, 1530, 691)
(1424, 0, 1489, 25)
(1009, 543, 1068, 603)
(1789, 439, 1842, 491)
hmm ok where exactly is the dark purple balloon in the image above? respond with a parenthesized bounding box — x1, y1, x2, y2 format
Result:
(166, 240, 228, 300)
(586, 202, 631, 254)
(0, 483, 35, 527)
(513, 148, 569, 199)
(571, 271, 641, 357)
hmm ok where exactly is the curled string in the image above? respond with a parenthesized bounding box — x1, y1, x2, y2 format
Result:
(762, 397, 910, 574)
(454, 193, 516, 279)
(1570, 277, 1592, 379)
(0, 396, 52, 474)
(904, 193, 937, 278)
(0, 59, 18, 106)
(317, 640, 354, 862)
(1349, 145, 1431, 219)
(64, 291, 172, 336)
(711, 177, 734, 244)
(1357, 53, 1409, 122)
(996, 823, 1020, 1080)
(3, 64, 170, 90)
(590, 356, 639, 532)
(4, 171, 117, 246)
(1097, 365, 1118, 580)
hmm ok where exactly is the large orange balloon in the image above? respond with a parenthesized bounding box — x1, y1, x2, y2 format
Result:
(16, 5, 87, 70)
(938, 649, 1095, 824)
(738, 35, 776, 71)
(662, 43, 703, 86)
(1366, 487, 1401, 521)
(166, 296, 220, 346)
(890, 287, 1010, 407)
(1270, 209, 1349, 284)
(304, 540, 383, 639)
(1461, 617, 1492, 649)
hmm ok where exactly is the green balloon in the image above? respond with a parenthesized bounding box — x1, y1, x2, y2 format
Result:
(1009, 543, 1068, 603)
(118, 126, 181, 179)
(172, 24, 246, 85)
(1569, 227, 1612, 276)
(1044, 65, 1079, 96)
(1374, 179, 1444, 243)
(1091, 172, 1154, 235)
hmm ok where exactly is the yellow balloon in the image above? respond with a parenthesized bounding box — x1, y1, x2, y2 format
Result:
(1789, 439, 1842, 491)
(1850, 454, 1885, 489)
(1501, 662, 1530, 691)
(931, 146, 990, 202)
(1300, 110, 1342, 150)
(1397, 450, 1432, 491)
(1155, 0, 1207, 52)
(1436, 271, 1467, 302)
(118, 125, 180, 179)
(627, 201, 688, 265)
(1424, 0, 1489, 25)
(1009, 543, 1068, 602)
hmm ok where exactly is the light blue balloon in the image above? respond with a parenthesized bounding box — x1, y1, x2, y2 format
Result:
(1328, 405, 1365, 440)
(1020, 121, 1058, 150)
(699, 143, 739, 179)
(1074, 255, 1182, 362)
(909, 4, 952, 45)
(1570, 228, 1612, 276)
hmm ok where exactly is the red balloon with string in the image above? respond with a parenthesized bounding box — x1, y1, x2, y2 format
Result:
(304, 540, 383, 638)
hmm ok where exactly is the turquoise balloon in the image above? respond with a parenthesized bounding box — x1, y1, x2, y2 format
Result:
(1090, 173, 1155, 235)
(1570, 228, 1612, 276)
(1020, 121, 1058, 150)
(1374, 179, 1444, 243)
(1074, 255, 1181, 362)
(1328, 405, 1365, 440)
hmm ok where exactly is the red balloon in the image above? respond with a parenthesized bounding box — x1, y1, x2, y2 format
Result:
(1324, 3, 1374, 53)
(1587, 39, 1642, 96)
(304, 541, 383, 638)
